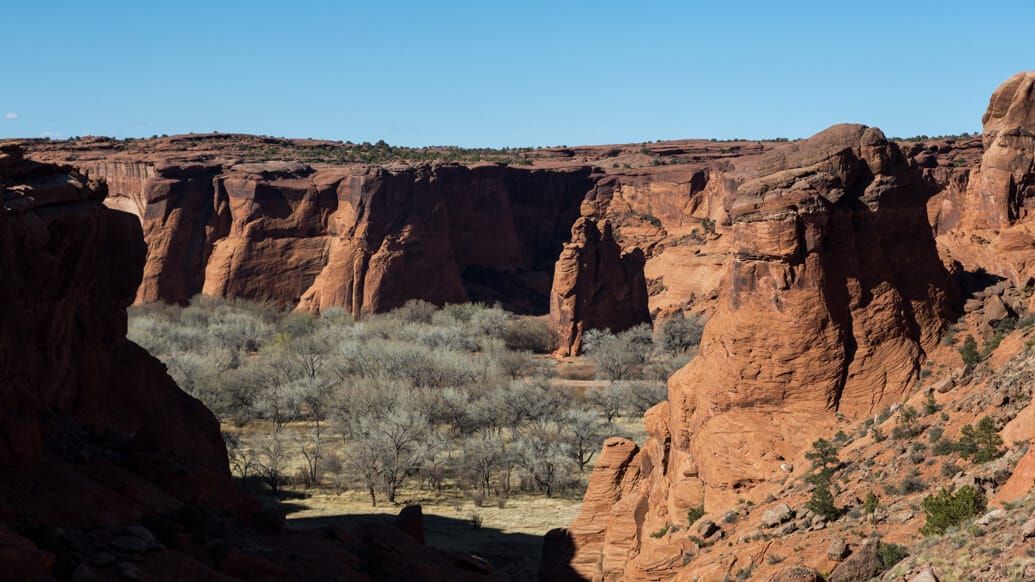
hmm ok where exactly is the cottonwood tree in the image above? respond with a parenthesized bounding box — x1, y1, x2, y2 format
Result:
(461, 435, 505, 496)
(561, 409, 608, 471)
(348, 408, 430, 503)
(583, 324, 654, 381)
(514, 432, 578, 497)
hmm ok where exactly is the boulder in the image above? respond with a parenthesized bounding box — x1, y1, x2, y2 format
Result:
(827, 537, 849, 562)
(761, 504, 794, 528)
(829, 539, 882, 582)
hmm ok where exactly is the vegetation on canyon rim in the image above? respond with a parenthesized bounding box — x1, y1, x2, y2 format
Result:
(128, 297, 700, 506)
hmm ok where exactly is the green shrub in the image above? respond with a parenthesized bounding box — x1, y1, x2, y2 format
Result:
(919, 485, 986, 536)
(649, 524, 670, 538)
(876, 541, 908, 570)
(807, 474, 840, 520)
(923, 392, 941, 415)
(686, 504, 705, 526)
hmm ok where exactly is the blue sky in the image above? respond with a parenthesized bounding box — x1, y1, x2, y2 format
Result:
(2, 1, 1032, 147)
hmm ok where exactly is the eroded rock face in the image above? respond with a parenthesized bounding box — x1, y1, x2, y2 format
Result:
(557, 125, 956, 581)
(934, 72, 1035, 293)
(550, 218, 651, 355)
(74, 160, 594, 315)
(0, 145, 238, 526)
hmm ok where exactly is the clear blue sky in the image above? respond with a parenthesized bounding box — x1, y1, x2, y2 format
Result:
(3, 1, 1032, 147)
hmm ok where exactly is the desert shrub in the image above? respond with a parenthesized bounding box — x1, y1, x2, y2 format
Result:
(897, 468, 926, 494)
(893, 405, 921, 439)
(940, 460, 962, 477)
(919, 485, 986, 536)
(932, 437, 956, 456)
(589, 383, 627, 423)
(615, 380, 668, 415)
(583, 324, 653, 381)
(923, 392, 941, 415)
(909, 442, 927, 464)
(502, 317, 554, 353)
(513, 433, 579, 497)
(876, 542, 908, 570)
(686, 504, 706, 526)
(863, 491, 879, 514)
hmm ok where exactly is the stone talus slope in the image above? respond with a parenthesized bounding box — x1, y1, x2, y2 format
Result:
(554, 124, 957, 581)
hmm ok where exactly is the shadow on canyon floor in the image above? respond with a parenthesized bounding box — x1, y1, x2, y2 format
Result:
(255, 490, 583, 581)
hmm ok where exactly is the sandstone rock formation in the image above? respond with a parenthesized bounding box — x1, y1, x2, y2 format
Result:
(0, 145, 238, 525)
(933, 71, 1035, 294)
(553, 124, 957, 580)
(550, 218, 650, 355)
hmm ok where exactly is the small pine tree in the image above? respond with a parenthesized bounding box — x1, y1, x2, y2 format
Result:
(957, 416, 1004, 463)
(805, 438, 841, 479)
(863, 491, 879, 514)
(919, 485, 986, 536)
(807, 473, 840, 520)
(959, 335, 980, 366)
(923, 392, 941, 415)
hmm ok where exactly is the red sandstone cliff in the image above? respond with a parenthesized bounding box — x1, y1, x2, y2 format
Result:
(553, 124, 958, 580)
(933, 72, 1035, 295)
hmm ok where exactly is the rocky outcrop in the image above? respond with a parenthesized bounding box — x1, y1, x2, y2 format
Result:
(556, 124, 957, 580)
(933, 72, 1035, 294)
(67, 159, 594, 315)
(0, 145, 238, 526)
(550, 218, 651, 355)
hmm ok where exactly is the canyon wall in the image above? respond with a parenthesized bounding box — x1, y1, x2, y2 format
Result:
(68, 158, 595, 316)
(27, 138, 774, 354)
(554, 124, 958, 580)
(0, 145, 237, 523)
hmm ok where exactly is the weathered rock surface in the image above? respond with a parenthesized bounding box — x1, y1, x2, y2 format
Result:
(554, 124, 956, 580)
(933, 72, 1035, 297)
(550, 218, 650, 355)
(828, 539, 882, 582)
(0, 145, 238, 525)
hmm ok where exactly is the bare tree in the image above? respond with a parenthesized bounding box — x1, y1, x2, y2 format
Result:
(583, 324, 654, 381)
(561, 410, 608, 471)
